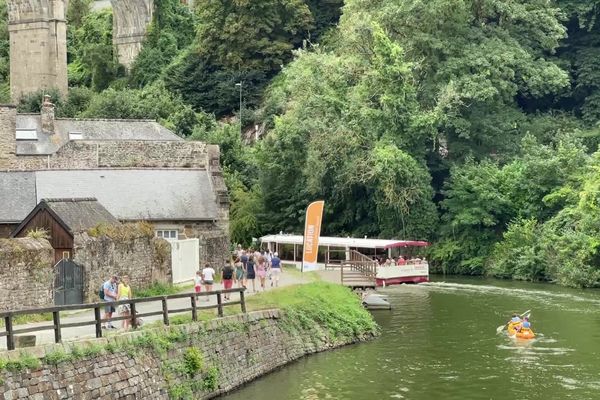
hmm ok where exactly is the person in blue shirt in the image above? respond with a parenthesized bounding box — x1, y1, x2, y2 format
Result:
(270, 252, 282, 287)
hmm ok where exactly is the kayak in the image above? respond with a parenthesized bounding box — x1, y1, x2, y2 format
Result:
(507, 324, 536, 340)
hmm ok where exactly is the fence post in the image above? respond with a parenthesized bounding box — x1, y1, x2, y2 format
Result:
(162, 297, 169, 326)
(5, 314, 14, 351)
(191, 295, 198, 322)
(94, 307, 102, 338)
(130, 301, 137, 330)
(52, 311, 61, 344)
(240, 290, 246, 313)
(216, 292, 223, 317)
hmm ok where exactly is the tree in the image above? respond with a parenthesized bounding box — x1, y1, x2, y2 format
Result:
(165, 0, 313, 115)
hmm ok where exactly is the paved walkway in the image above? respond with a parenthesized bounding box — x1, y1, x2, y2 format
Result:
(1, 269, 328, 350)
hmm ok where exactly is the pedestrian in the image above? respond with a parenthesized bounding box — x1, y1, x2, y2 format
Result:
(117, 275, 133, 330)
(270, 252, 282, 287)
(240, 250, 249, 288)
(102, 275, 118, 329)
(202, 263, 216, 301)
(246, 255, 256, 293)
(222, 260, 234, 300)
(257, 255, 267, 291)
(234, 256, 244, 287)
(194, 270, 203, 304)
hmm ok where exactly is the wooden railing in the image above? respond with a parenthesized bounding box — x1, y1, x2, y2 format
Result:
(341, 250, 378, 288)
(0, 288, 246, 351)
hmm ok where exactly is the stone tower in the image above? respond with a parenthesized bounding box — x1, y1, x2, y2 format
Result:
(7, 0, 69, 101)
(111, 0, 154, 69)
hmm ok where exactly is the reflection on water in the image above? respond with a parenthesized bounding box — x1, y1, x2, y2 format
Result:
(220, 277, 600, 400)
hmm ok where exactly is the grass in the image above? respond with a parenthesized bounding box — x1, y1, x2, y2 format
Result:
(225, 282, 379, 340)
(281, 264, 322, 282)
(0, 313, 53, 328)
(136, 282, 194, 298)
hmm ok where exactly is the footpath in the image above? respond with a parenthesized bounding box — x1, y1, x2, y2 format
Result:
(0, 268, 341, 350)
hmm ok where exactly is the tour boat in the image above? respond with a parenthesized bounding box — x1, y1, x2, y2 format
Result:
(376, 260, 429, 286)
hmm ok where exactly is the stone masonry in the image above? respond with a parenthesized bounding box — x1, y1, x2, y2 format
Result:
(7, 0, 69, 100)
(72, 233, 172, 303)
(111, 0, 154, 69)
(0, 309, 376, 399)
(0, 105, 16, 170)
(0, 238, 53, 310)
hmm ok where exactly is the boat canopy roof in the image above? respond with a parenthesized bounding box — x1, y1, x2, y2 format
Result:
(260, 234, 429, 249)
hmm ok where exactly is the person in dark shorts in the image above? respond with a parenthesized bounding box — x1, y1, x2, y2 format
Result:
(102, 275, 118, 329)
(222, 260, 234, 300)
(246, 255, 256, 293)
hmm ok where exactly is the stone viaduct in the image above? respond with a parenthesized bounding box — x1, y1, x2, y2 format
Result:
(6, 0, 69, 100)
(7, 0, 158, 101)
(111, 0, 154, 70)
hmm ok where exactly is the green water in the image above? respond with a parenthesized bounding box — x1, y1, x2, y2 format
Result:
(220, 277, 600, 400)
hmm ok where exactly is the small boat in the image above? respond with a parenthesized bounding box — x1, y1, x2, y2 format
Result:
(362, 293, 391, 310)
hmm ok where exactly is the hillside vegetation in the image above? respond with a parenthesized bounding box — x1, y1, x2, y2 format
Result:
(2, 0, 600, 287)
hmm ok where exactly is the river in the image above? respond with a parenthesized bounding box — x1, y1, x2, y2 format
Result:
(220, 277, 600, 400)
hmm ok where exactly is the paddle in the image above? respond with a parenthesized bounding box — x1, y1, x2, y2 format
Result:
(496, 309, 531, 333)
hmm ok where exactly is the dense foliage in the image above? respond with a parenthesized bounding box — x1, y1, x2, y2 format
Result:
(3, 0, 600, 287)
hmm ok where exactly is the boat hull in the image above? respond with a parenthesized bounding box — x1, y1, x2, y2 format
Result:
(375, 262, 429, 287)
(376, 276, 429, 286)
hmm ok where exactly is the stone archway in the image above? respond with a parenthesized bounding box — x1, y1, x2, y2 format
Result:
(111, 0, 154, 69)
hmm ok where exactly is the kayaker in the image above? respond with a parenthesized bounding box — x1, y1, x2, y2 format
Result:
(510, 313, 521, 323)
(522, 317, 532, 330)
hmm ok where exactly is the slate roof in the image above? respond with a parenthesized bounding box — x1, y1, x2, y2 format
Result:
(16, 116, 182, 155)
(0, 172, 37, 223)
(43, 198, 121, 232)
(0, 169, 218, 223)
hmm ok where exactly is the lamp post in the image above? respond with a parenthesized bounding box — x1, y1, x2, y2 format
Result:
(235, 82, 242, 138)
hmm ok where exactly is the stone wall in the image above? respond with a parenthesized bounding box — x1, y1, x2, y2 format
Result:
(72, 233, 172, 302)
(7, 0, 68, 100)
(0, 309, 376, 399)
(0, 238, 53, 310)
(0, 105, 16, 170)
(8, 140, 209, 170)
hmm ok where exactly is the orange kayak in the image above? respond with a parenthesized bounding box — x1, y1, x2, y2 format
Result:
(507, 324, 535, 339)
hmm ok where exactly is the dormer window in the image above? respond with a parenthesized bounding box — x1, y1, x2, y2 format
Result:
(15, 129, 37, 140)
(69, 132, 83, 140)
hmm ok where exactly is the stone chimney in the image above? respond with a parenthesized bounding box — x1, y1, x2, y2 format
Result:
(0, 104, 17, 170)
(41, 95, 55, 135)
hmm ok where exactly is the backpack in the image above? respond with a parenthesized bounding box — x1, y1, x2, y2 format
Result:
(99, 284, 105, 300)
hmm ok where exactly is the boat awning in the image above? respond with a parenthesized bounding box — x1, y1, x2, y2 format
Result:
(260, 234, 429, 249)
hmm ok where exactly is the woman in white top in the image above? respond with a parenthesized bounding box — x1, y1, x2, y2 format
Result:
(202, 263, 216, 301)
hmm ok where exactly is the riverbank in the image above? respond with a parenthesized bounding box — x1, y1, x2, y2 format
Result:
(0, 282, 379, 399)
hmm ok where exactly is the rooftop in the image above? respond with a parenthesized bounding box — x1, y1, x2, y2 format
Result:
(260, 234, 429, 249)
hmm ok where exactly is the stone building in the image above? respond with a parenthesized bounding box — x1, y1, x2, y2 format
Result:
(7, 0, 69, 100)
(0, 98, 230, 268)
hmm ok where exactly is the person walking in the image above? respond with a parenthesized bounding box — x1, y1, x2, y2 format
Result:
(257, 255, 267, 291)
(270, 252, 282, 288)
(234, 257, 244, 288)
(202, 263, 216, 301)
(222, 260, 234, 300)
(117, 275, 133, 330)
(240, 250, 249, 288)
(102, 275, 118, 329)
(246, 256, 256, 293)
(194, 270, 203, 304)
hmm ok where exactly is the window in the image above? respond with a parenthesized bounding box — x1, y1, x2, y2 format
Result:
(62, 251, 71, 260)
(156, 230, 178, 240)
(15, 129, 37, 140)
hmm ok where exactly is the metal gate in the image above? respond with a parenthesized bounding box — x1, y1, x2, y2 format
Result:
(54, 259, 84, 305)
